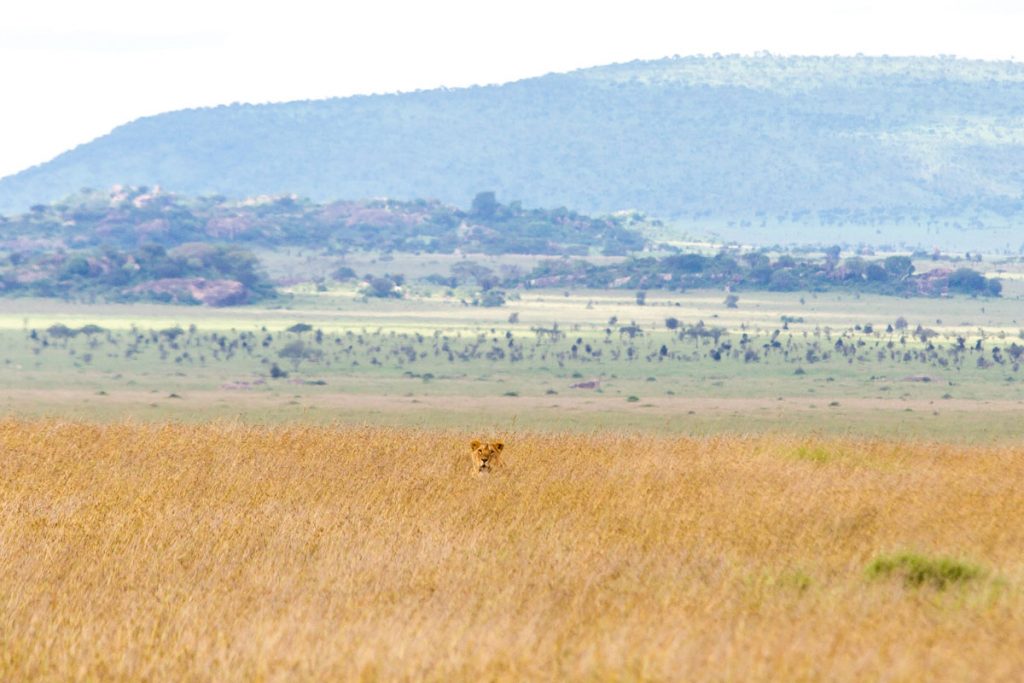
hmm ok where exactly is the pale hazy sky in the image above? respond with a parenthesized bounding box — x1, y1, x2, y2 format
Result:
(1, 0, 1022, 179)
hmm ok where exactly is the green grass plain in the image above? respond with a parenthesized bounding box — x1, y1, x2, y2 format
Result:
(3, 283, 1024, 440)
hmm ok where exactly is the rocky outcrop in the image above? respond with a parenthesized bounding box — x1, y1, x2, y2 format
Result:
(127, 278, 248, 306)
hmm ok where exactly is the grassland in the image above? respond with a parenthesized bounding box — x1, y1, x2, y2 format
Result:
(2, 419, 1022, 681)
(2, 283, 1024, 439)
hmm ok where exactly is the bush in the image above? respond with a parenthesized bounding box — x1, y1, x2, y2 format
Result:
(768, 269, 800, 291)
(792, 445, 832, 463)
(46, 323, 78, 339)
(364, 276, 402, 298)
(479, 289, 506, 307)
(948, 268, 988, 294)
(332, 266, 357, 281)
(867, 553, 982, 589)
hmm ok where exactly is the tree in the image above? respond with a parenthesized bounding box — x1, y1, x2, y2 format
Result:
(635, 290, 647, 306)
(884, 256, 914, 280)
(278, 339, 322, 370)
(364, 277, 402, 298)
(724, 294, 739, 309)
(948, 268, 987, 294)
(768, 269, 800, 291)
(470, 191, 498, 219)
(59, 256, 91, 280)
(479, 289, 506, 307)
(665, 317, 679, 330)
(451, 261, 499, 289)
(332, 266, 357, 281)
(663, 254, 706, 273)
(865, 263, 888, 282)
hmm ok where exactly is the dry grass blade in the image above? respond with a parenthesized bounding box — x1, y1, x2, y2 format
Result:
(1, 419, 1022, 681)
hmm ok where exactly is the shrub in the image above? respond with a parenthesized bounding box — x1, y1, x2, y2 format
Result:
(867, 553, 982, 589)
(46, 323, 78, 339)
(332, 266, 357, 281)
(791, 445, 833, 463)
(479, 290, 506, 307)
(364, 276, 402, 298)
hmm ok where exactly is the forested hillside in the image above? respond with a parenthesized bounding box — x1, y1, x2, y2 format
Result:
(2, 54, 1023, 240)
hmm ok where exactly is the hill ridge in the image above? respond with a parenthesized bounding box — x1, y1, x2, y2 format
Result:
(2, 54, 1024, 247)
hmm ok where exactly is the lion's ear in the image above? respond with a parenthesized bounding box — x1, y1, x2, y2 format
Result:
(493, 441, 504, 452)
(470, 440, 482, 450)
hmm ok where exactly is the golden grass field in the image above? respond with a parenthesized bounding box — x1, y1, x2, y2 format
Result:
(2, 420, 1023, 681)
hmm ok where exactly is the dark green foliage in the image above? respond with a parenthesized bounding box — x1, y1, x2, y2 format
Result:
(478, 289, 506, 308)
(46, 323, 78, 339)
(332, 266, 357, 281)
(867, 553, 982, 589)
(948, 268, 988, 294)
(364, 276, 402, 298)
(470, 191, 498, 219)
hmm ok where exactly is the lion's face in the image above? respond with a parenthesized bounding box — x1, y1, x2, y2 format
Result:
(471, 440, 504, 472)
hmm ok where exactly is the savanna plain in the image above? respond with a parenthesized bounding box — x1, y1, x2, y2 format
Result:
(3, 280, 1024, 681)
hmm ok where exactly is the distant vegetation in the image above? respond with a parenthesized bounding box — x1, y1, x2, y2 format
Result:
(0, 187, 646, 304)
(3, 54, 1024, 245)
(0, 186, 644, 256)
(521, 250, 1003, 298)
(0, 186, 1003, 305)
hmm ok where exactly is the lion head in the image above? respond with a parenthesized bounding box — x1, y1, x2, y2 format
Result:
(471, 439, 504, 472)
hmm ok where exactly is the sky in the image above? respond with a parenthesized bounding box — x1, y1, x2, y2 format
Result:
(2, 0, 1022, 179)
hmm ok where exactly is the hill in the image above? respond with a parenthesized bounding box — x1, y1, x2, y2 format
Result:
(0, 187, 647, 304)
(2, 55, 1024, 247)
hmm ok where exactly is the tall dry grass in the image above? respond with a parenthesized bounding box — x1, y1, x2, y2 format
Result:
(1, 419, 1022, 681)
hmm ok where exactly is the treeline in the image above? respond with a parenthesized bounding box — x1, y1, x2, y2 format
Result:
(520, 250, 1002, 297)
(0, 243, 274, 306)
(0, 187, 647, 304)
(1, 187, 646, 256)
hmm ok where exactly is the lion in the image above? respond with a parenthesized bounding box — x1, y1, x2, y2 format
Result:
(471, 439, 504, 473)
